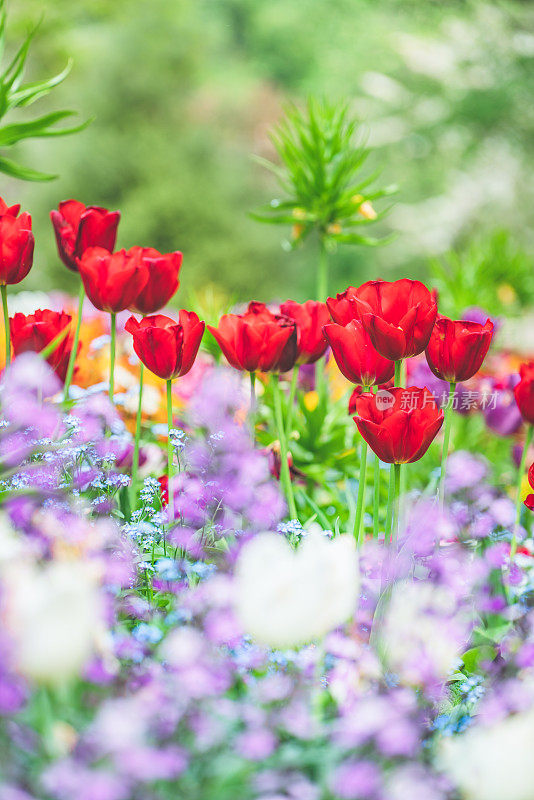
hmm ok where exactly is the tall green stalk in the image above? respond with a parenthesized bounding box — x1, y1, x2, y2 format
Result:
(166, 379, 174, 525)
(1, 284, 10, 367)
(132, 363, 144, 489)
(439, 381, 456, 510)
(273, 374, 298, 520)
(394, 359, 402, 386)
(373, 453, 380, 539)
(392, 462, 401, 547)
(354, 436, 368, 545)
(385, 464, 395, 544)
(63, 282, 84, 404)
(511, 424, 533, 559)
(285, 366, 299, 438)
(250, 371, 256, 409)
(108, 313, 116, 402)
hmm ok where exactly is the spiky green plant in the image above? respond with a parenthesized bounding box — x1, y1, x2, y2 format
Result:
(253, 98, 395, 299)
(0, 0, 89, 182)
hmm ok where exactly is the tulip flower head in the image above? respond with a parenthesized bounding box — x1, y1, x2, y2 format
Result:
(323, 319, 394, 387)
(208, 302, 297, 373)
(10, 309, 76, 382)
(425, 316, 493, 383)
(514, 362, 534, 425)
(78, 247, 149, 313)
(50, 200, 120, 272)
(353, 386, 444, 464)
(0, 199, 34, 286)
(329, 279, 437, 361)
(125, 312, 205, 381)
(279, 300, 329, 365)
(524, 463, 534, 512)
(129, 247, 183, 314)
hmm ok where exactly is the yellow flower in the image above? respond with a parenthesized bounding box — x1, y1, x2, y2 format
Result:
(304, 391, 319, 411)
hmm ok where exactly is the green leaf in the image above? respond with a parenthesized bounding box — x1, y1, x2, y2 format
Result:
(0, 154, 56, 181)
(0, 110, 89, 145)
(8, 59, 72, 109)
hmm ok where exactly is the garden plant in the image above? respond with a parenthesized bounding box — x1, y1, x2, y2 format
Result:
(2, 5, 534, 800)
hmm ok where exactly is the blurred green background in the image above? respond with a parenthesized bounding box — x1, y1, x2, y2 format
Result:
(5, 0, 534, 305)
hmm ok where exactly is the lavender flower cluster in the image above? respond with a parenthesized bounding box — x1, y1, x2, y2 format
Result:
(1, 356, 534, 800)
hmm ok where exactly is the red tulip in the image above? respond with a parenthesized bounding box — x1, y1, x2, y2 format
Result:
(125, 311, 205, 380)
(207, 302, 296, 373)
(327, 286, 363, 326)
(10, 309, 76, 382)
(0, 200, 34, 286)
(158, 474, 169, 506)
(50, 200, 120, 272)
(329, 280, 437, 361)
(353, 386, 444, 464)
(514, 362, 534, 425)
(425, 316, 493, 383)
(323, 320, 394, 387)
(129, 247, 182, 314)
(78, 247, 149, 313)
(348, 380, 393, 416)
(279, 300, 329, 365)
(525, 463, 534, 512)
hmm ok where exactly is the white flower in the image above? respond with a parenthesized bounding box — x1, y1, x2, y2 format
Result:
(234, 531, 359, 648)
(3, 561, 103, 685)
(440, 706, 534, 800)
(380, 581, 466, 684)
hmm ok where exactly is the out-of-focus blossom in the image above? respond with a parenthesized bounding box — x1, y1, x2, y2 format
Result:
(50, 200, 120, 272)
(234, 531, 358, 647)
(380, 580, 469, 688)
(2, 561, 104, 685)
(514, 362, 534, 424)
(440, 705, 534, 800)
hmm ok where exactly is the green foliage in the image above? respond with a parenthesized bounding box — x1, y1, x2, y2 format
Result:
(8, 0, 534, 305)
(431, 231, 534, 317)
(0, 0, 88, 181)
(253, 98, 395, 249)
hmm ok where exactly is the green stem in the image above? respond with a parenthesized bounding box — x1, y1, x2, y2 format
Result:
(392, 462, 401, 547)
(1, 284, 10, 367)
(132, 363, 144, 489)
(354, 436, 368, 545)
(285, 367, 299, 438)
(273, 374, 298, 520)
(373, 453, 380, 539)
(63, 282, 84, 404)
(394, 359, 402, 386)
(511, 424, 533, 559)
(165, 379, 174, 558)
(385, 464, 395, 544)
(439, 381, 456, 510)
(109, 312, 116, 402)
(250, 371, 256, 409)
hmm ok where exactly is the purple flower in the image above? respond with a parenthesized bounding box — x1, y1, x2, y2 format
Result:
(331, 761, 381, 799)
